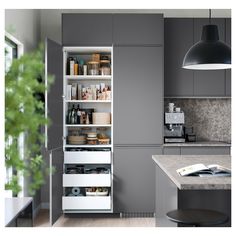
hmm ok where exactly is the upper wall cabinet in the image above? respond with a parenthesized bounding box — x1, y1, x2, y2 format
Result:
(62, 14, 112, 46)
(193, 18, 226, 97)
(225, 18, 231, 96)
(164, 18, 194, 97)
(164, 18, 231, 98)
(113, 14, 163, 45)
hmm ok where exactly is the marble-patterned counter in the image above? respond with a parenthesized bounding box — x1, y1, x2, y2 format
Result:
(152, 155, 231, 190)
(163, 141, 231, 147)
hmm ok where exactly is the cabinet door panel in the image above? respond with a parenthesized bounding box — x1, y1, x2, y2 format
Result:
(193, 19, 225, 97)
(62, 14, 112, 46)
(163, 147, 181, 155)
(113, 147, 162, 213)
(113, 14, 163, 45)
(114, 46, 163, 145)
(225, 18, 231, 97)
(181, 147, 230, 155)
(45, 38, 63, 150)
(164, 19, 194, 97)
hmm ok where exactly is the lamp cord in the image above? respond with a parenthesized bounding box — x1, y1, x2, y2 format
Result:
(209, 9, 212, 24)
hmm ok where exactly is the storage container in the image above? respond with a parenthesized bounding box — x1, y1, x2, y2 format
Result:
(87, 61, 99, 75)
(68, 135, 86, 145)
(92, 112, 111, 124)
(99, 60, 111, 75)
(98, 138, 110, 145)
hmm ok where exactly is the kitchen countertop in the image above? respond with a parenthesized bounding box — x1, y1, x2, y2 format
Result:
(163, 141, 231, 147)
(152, 155, 231, 190)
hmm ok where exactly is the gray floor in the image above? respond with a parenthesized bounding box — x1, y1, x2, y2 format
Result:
(34, 210, 155, 227)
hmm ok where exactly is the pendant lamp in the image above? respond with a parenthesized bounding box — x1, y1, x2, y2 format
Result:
(182, 9, 231, 70)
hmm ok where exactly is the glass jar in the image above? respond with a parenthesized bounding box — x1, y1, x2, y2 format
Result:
(87, 61, 99, 75)
(99, 60, 111, 75)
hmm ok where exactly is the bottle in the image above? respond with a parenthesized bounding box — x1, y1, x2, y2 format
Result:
(70, 58, 75, 75)
(79, 59, 84, 75)
(71, 105, 75, 124)
(74, 58, 79, 75)
(67, 57, 73, 75)
(86, 113, 90, 124)
(67, 106, 71, 124)
(76, 105, 81, 124)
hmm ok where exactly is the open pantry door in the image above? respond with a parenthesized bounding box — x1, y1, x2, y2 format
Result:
(45, 38, 63, 225)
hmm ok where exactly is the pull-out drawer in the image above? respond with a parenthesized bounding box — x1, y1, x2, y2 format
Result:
(64, 151, 111, 164)
(63, 174, 111, 187)
(62, 196, 111, 210)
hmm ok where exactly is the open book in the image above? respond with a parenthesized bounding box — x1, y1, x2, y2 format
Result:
(176, 163, 231, 177)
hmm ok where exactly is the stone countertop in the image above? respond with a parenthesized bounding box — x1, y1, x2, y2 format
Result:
(163, 141, 231, 147)
(152, 155, 231, 190)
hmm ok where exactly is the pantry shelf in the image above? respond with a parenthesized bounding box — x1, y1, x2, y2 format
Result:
(65, 100, 111, 103)
(65, 124, 112, 127)
(66, 75, 112, 80)
(65, 144, 112, 148)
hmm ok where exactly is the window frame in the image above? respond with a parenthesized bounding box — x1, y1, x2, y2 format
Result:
(5, 32, 24, 198)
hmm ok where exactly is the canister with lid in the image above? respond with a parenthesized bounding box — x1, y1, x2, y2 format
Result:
(87, 61, 99, 75)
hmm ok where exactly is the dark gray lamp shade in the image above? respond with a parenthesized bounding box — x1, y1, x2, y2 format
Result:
(183, 25, 231, 70)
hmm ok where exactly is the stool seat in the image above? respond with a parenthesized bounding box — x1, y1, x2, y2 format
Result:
(166, 209, 228, 227)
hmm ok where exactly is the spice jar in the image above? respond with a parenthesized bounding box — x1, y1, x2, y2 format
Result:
(99, 60, 111, 75)
(87, 61, 99, 75)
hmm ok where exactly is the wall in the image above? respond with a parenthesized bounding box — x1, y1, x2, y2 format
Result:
(165, 99, 231, 143)
(5, 9, 41, 213)
(5, 9, 41, 52)
(39, 9, 231, 44)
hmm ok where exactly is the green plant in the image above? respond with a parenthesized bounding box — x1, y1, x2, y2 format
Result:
(5, 43, 54, 196)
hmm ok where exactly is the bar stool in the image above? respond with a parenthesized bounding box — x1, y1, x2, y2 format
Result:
(166, 209, 228, 227)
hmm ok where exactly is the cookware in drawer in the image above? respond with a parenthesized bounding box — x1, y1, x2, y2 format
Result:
(63, 174, 111, 187)
(64, 151, 111, 164)
(62, 196, 111, 210)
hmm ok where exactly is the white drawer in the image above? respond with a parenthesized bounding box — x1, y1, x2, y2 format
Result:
(64, 151, 111, 164)
(62, 196, 111, 210)
(63, 174, 111, 187)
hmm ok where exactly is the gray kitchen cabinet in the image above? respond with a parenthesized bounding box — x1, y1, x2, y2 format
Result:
(113, 147, 163, 213)
(113, 14, 163, 45)
(113, 46, 163, 145)
(181, 146, 230, 155)
(163, 147, 181, 155)
(163, 146, 230, 155)
(225, 18, 231, 96)
(62, 14, 112, 46)
(164, 18, 230, 97)
(164, 18, 194, 97)
(193, 18, 226, 97)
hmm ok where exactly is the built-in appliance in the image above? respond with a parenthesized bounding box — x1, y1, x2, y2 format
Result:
(164, 112, 185, 143)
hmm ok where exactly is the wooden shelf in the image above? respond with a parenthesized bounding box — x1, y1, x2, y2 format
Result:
(65, 100, 111, 103)
(65, 75, 112, 80)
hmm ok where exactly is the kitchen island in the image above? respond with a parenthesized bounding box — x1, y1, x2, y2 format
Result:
(152, 155, 231, 227)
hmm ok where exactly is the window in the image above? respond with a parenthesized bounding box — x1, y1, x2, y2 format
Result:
(5, 32, 24, 197)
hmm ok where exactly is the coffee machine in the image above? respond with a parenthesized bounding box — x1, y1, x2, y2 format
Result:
(164, 112, 185, 143)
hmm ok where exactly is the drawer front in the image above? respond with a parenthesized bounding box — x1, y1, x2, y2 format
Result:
(62, 196, 111, 210)
(64, 151, 111, 164)
(63, 174, 111, 187)
(180, 147, 230, 155)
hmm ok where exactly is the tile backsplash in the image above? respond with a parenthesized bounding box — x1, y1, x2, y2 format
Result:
(164, 99, 231, 143)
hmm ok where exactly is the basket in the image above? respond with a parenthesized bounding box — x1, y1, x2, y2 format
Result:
(92, 112, 111, 124)
(68, 135, 86, 145)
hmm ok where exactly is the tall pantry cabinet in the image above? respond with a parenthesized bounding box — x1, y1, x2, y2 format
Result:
(46, 14, 164, 224)
(113, 14, 164, 215)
